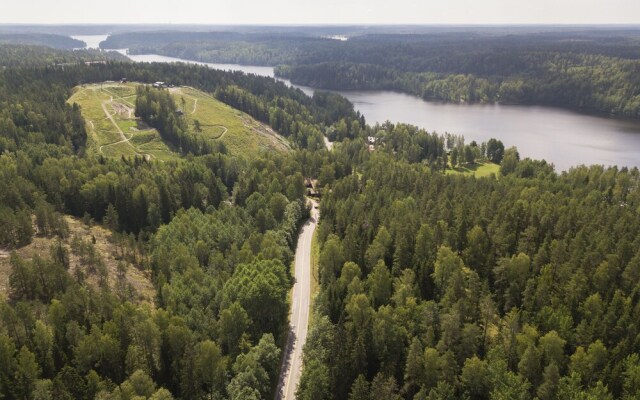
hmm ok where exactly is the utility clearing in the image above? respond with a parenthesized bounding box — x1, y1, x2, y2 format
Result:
(68, 82, 290, 160)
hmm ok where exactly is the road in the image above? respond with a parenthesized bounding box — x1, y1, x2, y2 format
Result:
(278, 199, 319, 400)
(323, 136, 334, 151)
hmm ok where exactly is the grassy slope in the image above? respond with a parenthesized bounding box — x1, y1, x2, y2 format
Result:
(445, 161, 500, 178)
(68, 82, 289, 160)
(0, 216, 155, 305)
(68, 82, 176, 161)
(175, 86, 290, 156)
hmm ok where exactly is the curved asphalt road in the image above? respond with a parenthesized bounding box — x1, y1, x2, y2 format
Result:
(278, 199, 319, 400)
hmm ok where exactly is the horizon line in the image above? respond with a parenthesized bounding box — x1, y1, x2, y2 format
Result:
(2, 22, 640, 27)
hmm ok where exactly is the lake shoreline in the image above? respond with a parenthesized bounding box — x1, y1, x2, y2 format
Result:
(114, 47, 640, 123)
(76, 35, 640, 171)
(277, 73, 640, 125)
(119, 49, 640, 124)
(127, 54, 640, 171)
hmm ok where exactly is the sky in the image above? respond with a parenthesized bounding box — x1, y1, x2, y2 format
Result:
(2, 0, 640, 25)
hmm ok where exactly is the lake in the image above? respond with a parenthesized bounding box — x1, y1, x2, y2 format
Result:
(129, 54, 640, 171)
(127, 54, 316, 97)
(71, 34, 109, 49)
(79, 35, 640, 171)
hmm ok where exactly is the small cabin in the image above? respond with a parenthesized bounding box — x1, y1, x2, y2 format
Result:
(176, 109, 184, 116)
(153, 82, 166, 88)
(305, 178, 321, 197)
(120, 78, 128, 83)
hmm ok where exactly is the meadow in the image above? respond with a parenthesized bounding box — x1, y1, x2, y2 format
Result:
(68, 82, 289, 160)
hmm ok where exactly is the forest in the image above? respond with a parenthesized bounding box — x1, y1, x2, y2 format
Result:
(297, 137, 640, 400)
(0, 40, 639, 400)
(0, 33, 85, 50)
(0, 44, 127, 68)
(0, 43, 358, 399)
(104, 29, 640, 118)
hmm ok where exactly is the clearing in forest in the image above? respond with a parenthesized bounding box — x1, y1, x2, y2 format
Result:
(0, 216, 155, 305)
(68, 82, 290, 160)
(172, 85, 290, 156)
(445, 161, 500, 177)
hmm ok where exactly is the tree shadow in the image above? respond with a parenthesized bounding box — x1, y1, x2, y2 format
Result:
(451, 162, 483, 174)
(276, 325, 298, 400)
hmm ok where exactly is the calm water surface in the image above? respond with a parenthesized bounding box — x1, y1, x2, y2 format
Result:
(127, 54, 317, 95)
(71, 34, 109, 49)
(343, 91, 640, 171)
(78, 36, 640, 171)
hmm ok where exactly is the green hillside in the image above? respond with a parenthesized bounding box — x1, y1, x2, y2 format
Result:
(445, 161, 500, 177)
(68, 82, 290, 160)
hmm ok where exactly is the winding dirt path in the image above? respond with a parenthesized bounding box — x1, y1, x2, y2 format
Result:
(98, 101, 153, 160)
(209, 125, 228, 139)
(177, 89, 231, 141)
(102, 87, 135, 107)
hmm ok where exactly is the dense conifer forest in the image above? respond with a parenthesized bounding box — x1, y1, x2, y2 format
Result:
(0, 44, 127, 67)
(297, 142, 640, 399)
(0, 33, 86, 49)
(0, 41, 639, 400)
(0, 45, 354, 399)
(104, 29, 640, 118)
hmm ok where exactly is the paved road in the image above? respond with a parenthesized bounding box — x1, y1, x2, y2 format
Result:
(323, 136, 334, 151)
(278, 199, 319, 400)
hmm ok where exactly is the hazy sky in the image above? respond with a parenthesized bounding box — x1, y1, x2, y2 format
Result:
(2, 0, 640, 25)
